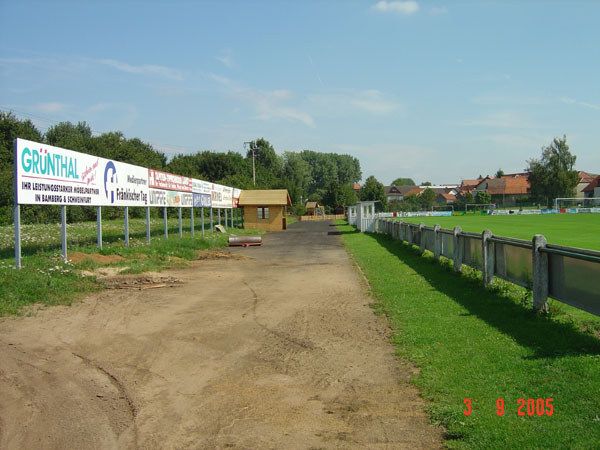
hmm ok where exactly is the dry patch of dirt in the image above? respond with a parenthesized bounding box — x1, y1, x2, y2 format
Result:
(68, 252, 128, 264)
(100, 274, 183, 290)
(196, 249, 251, 261)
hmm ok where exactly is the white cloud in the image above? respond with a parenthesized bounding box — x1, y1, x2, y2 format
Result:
(373, 1, 419, 15)
(240, 89, 315, 127)
(31, 102, 70, 114)
(216, 49, 235, 68)
(560, 97, 600, 110)
(95, 58, 183, 80)
(309, 89, 401, 116)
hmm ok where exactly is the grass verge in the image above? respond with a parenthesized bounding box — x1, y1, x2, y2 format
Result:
(337, 220, 600, 449)
(0, 218, 259, 317)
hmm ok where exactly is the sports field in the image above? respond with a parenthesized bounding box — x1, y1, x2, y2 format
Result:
(398, 214, 600, 250)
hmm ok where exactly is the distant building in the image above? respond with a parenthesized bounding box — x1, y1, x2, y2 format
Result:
(582, 175, 600, 203)
(239, 189, 292, 231)
(384, 185, 417, 202)
(473, 173, 530, 206)
(576, 171, 599, 198)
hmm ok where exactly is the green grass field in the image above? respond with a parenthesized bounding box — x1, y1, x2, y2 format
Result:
(398, 214, 600, 250)
(338, 220, 600, 449)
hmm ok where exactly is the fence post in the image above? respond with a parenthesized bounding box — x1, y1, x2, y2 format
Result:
(419, 223, 425, 252)
(398, 220, 404, 241)
(408, 224, 413, 245)
(482, 229, 494, 286)
(453, 226, 462, 272)
(532, 234, 549, 313)
(433, 224, 441, 260)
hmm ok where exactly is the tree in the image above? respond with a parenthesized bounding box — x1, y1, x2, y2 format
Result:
(495, 168, 505, 178)
(418, 188, 436, 210)
(390, 177, 415, 186)
(323, 181, 357, 209)
(527, 135, 578, 207)
(360, 175, 387, 211)
(282, 152, 312, 205)
(403, 194, 420, 211)
(420, 181, 432, 186)
(475, 190, 492, 205)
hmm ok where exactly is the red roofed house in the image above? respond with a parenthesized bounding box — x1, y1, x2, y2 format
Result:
(474, 173, 530, 207)
(435, 193, 457, 204)
(576, 171, 599, 198)
(582, 175, 600, 204)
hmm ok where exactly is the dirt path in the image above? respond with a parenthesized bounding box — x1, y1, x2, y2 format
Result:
(0, 220, 443, 449)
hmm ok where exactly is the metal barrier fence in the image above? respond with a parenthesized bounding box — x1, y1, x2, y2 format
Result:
(374, 218, 600, 317)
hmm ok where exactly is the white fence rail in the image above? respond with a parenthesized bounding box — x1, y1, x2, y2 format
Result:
(374, 218, 600, 317)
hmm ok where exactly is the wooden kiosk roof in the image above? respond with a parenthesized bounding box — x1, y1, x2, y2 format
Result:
(238, 189, 292, 206)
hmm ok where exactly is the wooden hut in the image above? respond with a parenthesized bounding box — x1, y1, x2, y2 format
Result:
(305, 201, 325, 216)
(239, 189, 292, 231)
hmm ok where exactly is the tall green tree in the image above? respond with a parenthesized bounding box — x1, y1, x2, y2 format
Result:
(282, 152, 311, 205)
(475, 190, 492, 205)
(418, 188, 436, 209)
(360, 175, 387, 211)
(390, 177, 415, 186)
(527, 135, 578, 206)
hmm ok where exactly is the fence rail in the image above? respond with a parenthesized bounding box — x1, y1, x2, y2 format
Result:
(373, 218, 600, 317)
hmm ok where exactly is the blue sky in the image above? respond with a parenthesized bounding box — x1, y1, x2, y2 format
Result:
(1, 0, 599, 185)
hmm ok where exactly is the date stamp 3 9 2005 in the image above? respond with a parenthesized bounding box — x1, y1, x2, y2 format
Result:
(463, 398, 554, 416)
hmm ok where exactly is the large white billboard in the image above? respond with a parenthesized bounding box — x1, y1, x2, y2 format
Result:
(15, 138, 149, 207)
(15, 138, 237, 210)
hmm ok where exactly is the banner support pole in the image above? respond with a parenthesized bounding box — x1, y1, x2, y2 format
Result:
(61, 205, 67, 262)
(97, 206, 102, 250)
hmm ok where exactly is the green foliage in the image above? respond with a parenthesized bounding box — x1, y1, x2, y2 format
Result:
(421, 181, 432, 186)
(390, 177, 415, 186)
(527, 135, 579, 207)
(418, 187, 436, 209)
(1, 114, 363, 224)
(322, 181, 358, 209)
(475, 190, 492, 205)
(360, 175, 387, 211)
(495, 168, 505, 178)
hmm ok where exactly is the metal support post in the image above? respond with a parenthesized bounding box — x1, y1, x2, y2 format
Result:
(124, 206, 129, 247)
(201, 207, 205, 235)
(224, 209, 228, 230)
(178, 207, 182, 238)
(61, 205, 67, 262)
(164, 207, 168, 239)
(210, 207, 213, 232)
(231, 209, 234, 228)
(146, 207, 151, 244)
(191, 207, 195, 236)
(14, 204, 21, 269)
(218, 208, 221, 225)
(532, 234, 549, 312)
(97, 206, 102, 250)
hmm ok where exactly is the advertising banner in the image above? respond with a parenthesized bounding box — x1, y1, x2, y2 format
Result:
(193, 193, 211, 208)
(233, 188, 242, 208)
(211, 183, 233, 208)
(148, 169, 192, 192)
(149, 189, 193, 207)
(15, 138, 149, 207)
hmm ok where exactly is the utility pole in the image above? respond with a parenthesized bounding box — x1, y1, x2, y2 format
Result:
(244, 141, 256, 186)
